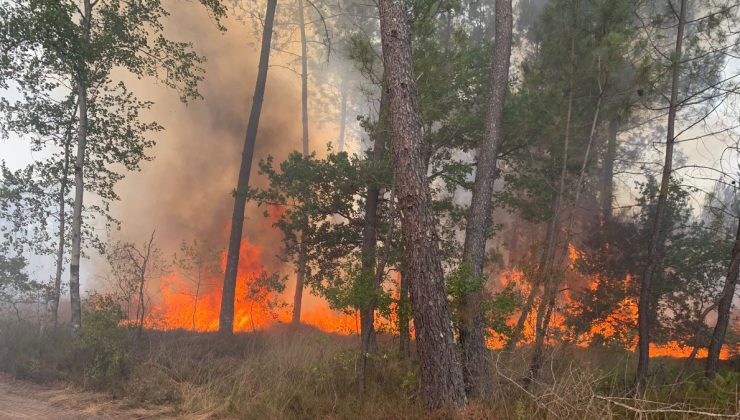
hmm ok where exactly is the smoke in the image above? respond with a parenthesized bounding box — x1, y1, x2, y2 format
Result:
(107, 2, 356, 286)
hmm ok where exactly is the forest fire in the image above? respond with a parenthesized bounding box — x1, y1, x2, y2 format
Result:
(488, 247, 734, 360)
(143, 239, 358, 334)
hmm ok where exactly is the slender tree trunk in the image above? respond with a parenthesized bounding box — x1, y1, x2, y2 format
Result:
(459, 0, 512, 399)
(378, 0, 466, 408)
(358, 88, 388, 358)
(192, 269, 201, 331)
(359, 187, 394, 392)
(338, 74, 348, 153)
(706, 217, 740, 378)
(504, 281, 537, 351)
(601, 116, 618, 226)
(51, 98, 78, 330)
(527, 33, 576, 383)
(69, 0, 93, 333)
(291, 241, 307, 324)
(635, 0, 686, 392)
(291, 0, 310, 324)
(530, 79, 604, 382)
(220, 0, 277, 334)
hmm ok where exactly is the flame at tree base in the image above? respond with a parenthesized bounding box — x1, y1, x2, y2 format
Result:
(138, 242, 735, 360)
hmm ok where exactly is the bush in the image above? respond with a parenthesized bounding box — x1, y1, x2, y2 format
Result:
(75, 293, 132, 389)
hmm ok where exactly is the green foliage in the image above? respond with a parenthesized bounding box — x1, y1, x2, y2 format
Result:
(247, 147, 396, 316)
(76, 293, 132, 389)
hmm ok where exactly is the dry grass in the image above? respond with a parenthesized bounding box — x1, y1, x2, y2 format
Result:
(1, 317, 738, 419)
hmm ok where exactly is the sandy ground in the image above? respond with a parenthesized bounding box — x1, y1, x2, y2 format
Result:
(0, 374, 177, 419)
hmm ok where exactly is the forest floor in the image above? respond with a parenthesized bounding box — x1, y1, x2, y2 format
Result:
(0, 373, 176, 419)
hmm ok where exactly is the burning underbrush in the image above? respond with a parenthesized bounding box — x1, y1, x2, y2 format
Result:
(136, 238, 736, 362)
(141, 238, 358, 335)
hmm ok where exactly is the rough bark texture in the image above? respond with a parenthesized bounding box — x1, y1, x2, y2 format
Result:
(706, 217, 740, 378)
(291, 0, 310, 324)
(220, 0, 277, 334)
(635, 0, 686, 392)
(378, 0, 466, 408)
(69, 0, 91, 332)
(459, 0, 512, 399)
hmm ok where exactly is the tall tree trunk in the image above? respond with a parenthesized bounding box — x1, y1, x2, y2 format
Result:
(601, 116, 618, 226)
(359, 187, 394, 392)
(69, 0, 92, 333)
(338, 74, 348, 152)
(378, 0, 466, 408)
(291, 241, 307, 323)
(51, 98, 78, 330)
(527, 33, 576, 383)
(291, 0, 310, 324)
(358, 88, 388, 358)
(530, 77, 604, 382)
(220, 0, 277, 334)
(192, 269, 201, 331)
(459, 0, 512, 399)
(635, 0, 686, 392)
(706, 217, 740, 378)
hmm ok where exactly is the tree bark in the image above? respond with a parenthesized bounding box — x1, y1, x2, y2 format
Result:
(291, 0, 310, 324)
(358, 87, 388, 357)
(291, 240, 307, 324)
(458, 0, 512, 399)
(635, 0, 686, 392)
(527, 32, 577, 383)
(51, 98, 78, 330)
(69, 0, 92, 333)
(706, 217, 740, 378)
(220, 0, 277, 334)
(378, 0, 466, 408)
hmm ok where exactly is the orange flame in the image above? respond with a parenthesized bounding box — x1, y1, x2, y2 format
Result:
(143, 239, 358, 335)
(488, 246, 735, 360)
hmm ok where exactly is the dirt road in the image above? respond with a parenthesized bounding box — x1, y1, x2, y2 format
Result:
(0, 375, 176, 419)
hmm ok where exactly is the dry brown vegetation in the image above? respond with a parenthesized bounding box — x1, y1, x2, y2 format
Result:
(1, 315, 738, 419)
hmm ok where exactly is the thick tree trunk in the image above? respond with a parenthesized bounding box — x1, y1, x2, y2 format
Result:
(706, 217, 740, 378)
(459, 0, 512, 399)
(378, 0, 466, 408)
(220, 0, 277, 334)
(291, 0, 310, 324)
(635, 0, 686, 392)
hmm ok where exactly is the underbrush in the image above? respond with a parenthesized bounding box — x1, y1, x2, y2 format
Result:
(0, 313, 737, 419)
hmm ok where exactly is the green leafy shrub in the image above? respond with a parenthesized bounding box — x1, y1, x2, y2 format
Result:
(75, 293, 132, 389)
